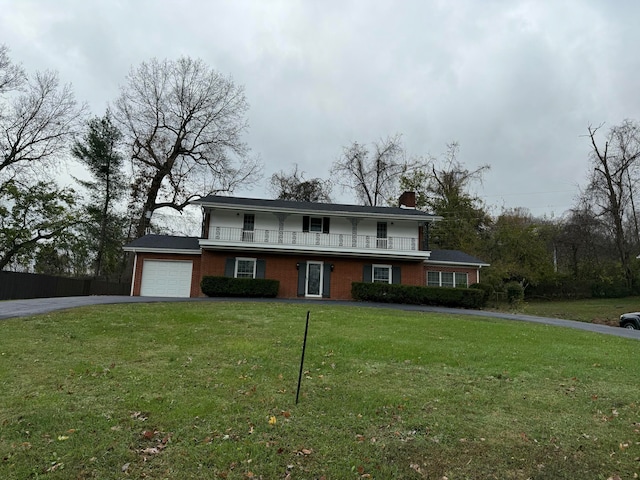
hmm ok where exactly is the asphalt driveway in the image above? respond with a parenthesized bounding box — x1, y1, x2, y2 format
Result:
(1, 295, 639, 340)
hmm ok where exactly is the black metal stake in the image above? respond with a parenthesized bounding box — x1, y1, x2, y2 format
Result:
(295, 310, 310, 405)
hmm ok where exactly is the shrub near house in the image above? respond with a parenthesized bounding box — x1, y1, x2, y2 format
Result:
(351, 282, 485, 309)
(201, 276, 279, 298)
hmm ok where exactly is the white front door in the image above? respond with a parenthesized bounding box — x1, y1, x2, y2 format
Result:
(305, 261, 323, 297)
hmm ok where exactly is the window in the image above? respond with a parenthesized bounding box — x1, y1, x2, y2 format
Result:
(310, 217, 323, 232)
(427, 271, 440, 286)
(373, 264, 392, 284)
(376, 222, 388, 248)
(441, 272, 454, 287)
(427, 271, 469, 288)
(303, 216, 330, 233)
(455, 272, 468, 288)
(242, 214, 255, 242)
(235, 258, 256, 278)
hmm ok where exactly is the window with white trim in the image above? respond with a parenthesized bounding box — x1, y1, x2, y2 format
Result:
(302, 216, 330, 233)
(242, 214, 255, 242)
(376, 222, 388, 248)
(427, 271, 468, 288)
(235, 258, 257, 278)
(427, 271, 440, 286)
(373, 264, 392, 284)
(455, 272, 468, 288)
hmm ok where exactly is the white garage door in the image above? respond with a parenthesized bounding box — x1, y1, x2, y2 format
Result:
(140, 260, 193, 297)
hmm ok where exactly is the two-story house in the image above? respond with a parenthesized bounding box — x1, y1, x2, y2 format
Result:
(124, 192, 488, 299)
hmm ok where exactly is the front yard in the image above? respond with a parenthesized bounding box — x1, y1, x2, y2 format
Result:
(1, 302, 638, 479)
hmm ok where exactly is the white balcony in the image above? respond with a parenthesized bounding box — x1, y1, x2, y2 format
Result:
(199, 226, 430, 259)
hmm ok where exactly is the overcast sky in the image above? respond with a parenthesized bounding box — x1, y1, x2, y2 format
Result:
(2, 0, 640, 218)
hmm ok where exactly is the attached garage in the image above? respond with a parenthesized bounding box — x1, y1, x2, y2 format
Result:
(124, 235, 201, 298)
(140, 260, 193, 297)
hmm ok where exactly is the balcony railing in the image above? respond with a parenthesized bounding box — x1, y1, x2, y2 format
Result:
(208, 226, 420, 252)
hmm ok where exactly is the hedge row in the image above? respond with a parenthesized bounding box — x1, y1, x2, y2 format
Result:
(351, 282, 485, 309)
(201, 276, 279, 298)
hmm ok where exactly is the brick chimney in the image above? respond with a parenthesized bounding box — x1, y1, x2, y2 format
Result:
(398, 191, 416, 209)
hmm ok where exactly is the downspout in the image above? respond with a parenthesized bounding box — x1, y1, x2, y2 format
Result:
(130, 252, 138, 296)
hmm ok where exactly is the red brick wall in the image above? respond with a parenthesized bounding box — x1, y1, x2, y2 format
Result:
(131, 253, 202, 297)
(133, 251, 483, 299)
(200, 251, 425, 300)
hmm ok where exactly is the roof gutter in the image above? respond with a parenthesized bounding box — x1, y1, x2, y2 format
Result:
(122, 247, 202, 255)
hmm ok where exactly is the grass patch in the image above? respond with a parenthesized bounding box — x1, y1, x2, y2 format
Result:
(505, 296, 640, 325)
(0, 302, 639, 479)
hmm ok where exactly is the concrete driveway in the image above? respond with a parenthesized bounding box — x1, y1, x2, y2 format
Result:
(1, 295, 639, 340)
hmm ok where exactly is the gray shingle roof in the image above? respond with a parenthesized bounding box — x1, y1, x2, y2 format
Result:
(193, 195, 440, 220)
(124, 235, 200, 251)
(428, 250, 489, 266)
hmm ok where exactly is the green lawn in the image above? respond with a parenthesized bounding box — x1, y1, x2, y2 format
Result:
(506, 296, 640, 325)
(1, 302, 639, 479)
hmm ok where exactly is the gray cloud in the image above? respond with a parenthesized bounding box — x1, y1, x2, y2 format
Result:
(2, 0, 639, 216)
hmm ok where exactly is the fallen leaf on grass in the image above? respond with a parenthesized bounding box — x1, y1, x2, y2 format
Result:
(268, 416, 277, 425)
(46, 462, 64, 472)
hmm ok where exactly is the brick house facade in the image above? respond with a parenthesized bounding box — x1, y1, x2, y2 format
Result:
(124, 193, 488, 299)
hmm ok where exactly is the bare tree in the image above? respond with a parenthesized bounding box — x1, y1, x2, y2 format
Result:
(0, 47, 85, 185)
(0, 45, 25, 93)
(114, 56, 262, 238)
(331, 134, 421, 206)
(584, 120, 640, 289)
(269, 164, 332, 202)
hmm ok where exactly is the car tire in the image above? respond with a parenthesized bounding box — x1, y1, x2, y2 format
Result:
(622, 322, 638, 330)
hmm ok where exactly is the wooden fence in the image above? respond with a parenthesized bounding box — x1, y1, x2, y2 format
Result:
(0, 271, 130, 300)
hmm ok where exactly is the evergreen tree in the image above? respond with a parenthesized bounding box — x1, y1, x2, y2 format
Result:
(72, 112, 127, 278)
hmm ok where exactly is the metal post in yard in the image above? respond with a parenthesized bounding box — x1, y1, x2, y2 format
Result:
(296, 310, 310, 405)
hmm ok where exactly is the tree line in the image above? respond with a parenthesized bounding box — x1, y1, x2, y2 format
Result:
(2, 44, 639, 298)
(0, 47, 259, 281)
(271, 128, 640, 298)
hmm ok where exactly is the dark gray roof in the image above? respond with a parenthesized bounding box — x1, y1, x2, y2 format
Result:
(428, 250, 489, 266)
(194, 195, 440, 220)
(124, 234, 200, 251)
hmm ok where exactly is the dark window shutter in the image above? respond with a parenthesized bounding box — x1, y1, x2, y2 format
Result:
(256, 259, 266, 279)
(322, 217, 330, 234)
(224, 258, 235, 277)
(363, 264, 372, 282)
(392, 266, 401, 284)
(302, 216, 310, 232)
(322, 263, 331, 298)
(297, 261, 307, 296)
